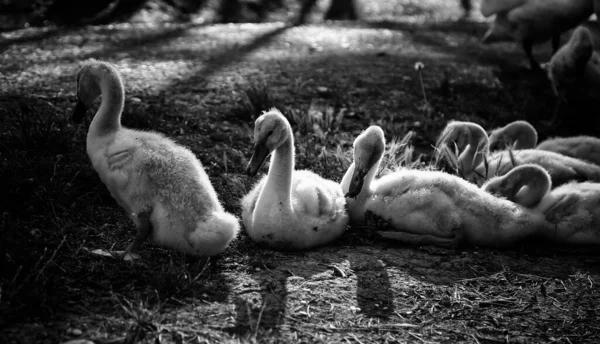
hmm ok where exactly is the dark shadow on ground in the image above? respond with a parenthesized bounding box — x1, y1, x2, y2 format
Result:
(373, 239, 600, 283)
(355, 18, 596, 137)
(364, 18, 488, 37)
(349, 254, 394, 319)
(169, 23, 291, 91)
(81, 23, 203, 60)
(0, 27, 64, 52)
(228, 237, 396, 335)
(227, 232, 600, 338)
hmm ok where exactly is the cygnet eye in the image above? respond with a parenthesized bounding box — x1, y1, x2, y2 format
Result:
(267, 130, 274, 136)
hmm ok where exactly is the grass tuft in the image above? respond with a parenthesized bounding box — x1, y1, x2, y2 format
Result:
(234, 80, 277, 121)
(377, 130, 428, 177)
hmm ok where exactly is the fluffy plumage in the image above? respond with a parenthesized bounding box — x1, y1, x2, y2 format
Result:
(341, 126, 550, 249)
(436, 120, 600, 186)
(483, 164, 600, 246)
(241, 109, 348, 250)
(73, 59, 239, 258)
(489, 120, 600, 165)
(547, 20, 600, 99)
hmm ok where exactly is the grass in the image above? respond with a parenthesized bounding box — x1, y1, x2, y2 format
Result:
(2, 0, 600, 343)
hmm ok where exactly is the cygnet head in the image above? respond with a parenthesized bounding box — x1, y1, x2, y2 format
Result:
(345, 126, 386, 198)
(72, 59, 122, 123)
(435, 121, 489, 163)
(246, 108, 292, 176)
(481, 164, 551, 208)
(488, 120, 537, 151)
(436, 121, 482, 153)
(547, 27, 593, 99)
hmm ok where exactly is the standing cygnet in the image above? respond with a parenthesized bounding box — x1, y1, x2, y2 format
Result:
(480, 0, 594, 71)
(72, 59, 239, 259)
(547, 21, 600, 100)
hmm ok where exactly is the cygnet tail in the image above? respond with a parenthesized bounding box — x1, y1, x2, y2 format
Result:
(187, 211, 240, 256)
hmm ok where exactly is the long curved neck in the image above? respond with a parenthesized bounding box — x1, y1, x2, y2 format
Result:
(263, 134, 294, 210)
(511, 124, 537, 149)
(360, 160, 380, 199)
(89, 70, 124, 138)
(340, 162, 355, 194)
(341, 158, 381, 200)
(458, 125, 488, 175)
(500, 168, 550, 208)
(514, 175, 550, 208)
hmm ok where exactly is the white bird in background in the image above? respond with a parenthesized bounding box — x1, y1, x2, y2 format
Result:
(547, 20, 600, 100)
(480, 0, 594, 71)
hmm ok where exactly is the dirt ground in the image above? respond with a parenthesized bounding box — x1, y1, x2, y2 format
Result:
(2, 0, 600, 343)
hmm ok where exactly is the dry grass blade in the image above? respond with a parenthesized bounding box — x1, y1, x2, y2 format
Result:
(378, 130, 429, 176)
(236, 80, 277, 121)
(508, 148, 517, 169)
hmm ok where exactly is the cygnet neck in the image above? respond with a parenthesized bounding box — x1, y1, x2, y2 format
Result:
(458, 124, 488, 175)
(340, 156, 382, 200)
(507, 122, 538, 149)
(89, 68, 124, 138)
(264, 133, 294, 209)
(492, 166, 551, 208)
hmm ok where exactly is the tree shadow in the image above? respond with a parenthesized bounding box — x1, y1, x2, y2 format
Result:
(82, 23, 199, 60)
(167, 23, 290, 90)
(363, 17, 488, 37)
(0, 27, 66, 52)
(350, 17, 547, 73)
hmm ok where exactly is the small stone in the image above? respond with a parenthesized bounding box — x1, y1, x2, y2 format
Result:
(316, 86, 329, 94)
(71, 329, 83, 336)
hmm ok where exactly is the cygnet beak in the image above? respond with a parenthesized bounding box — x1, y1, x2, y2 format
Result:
(246, 139, 270, 177)
(344, 168, 367, 198)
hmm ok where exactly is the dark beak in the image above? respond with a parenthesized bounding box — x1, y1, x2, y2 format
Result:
(344, 168, 367, 198)
(246, 139, 270, 177)
(71, 98, 88, 124)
